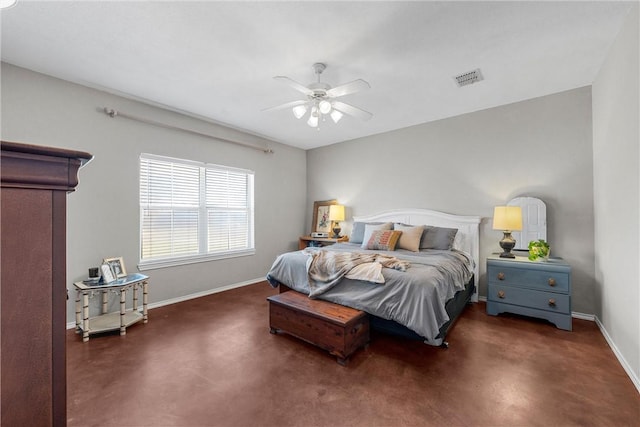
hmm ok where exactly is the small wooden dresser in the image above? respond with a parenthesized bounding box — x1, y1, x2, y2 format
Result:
(486, 255, 572, 331)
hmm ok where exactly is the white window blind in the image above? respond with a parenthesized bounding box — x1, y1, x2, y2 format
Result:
(139, 154, 254, 269)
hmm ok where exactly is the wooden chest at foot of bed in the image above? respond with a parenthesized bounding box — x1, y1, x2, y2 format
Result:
(267, 291, 369, 365)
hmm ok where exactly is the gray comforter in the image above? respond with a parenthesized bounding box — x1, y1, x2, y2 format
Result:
(266, 243, 474, 344)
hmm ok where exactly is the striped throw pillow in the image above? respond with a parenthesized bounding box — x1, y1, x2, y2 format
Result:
(365, 230, 403, 251)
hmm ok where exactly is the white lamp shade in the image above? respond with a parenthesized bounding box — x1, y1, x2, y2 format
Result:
(330, 110, 343, 123)
(329, 204, 345, 221)
(307, 106, 318, 127)
(292, 105, 307, 119)
(492, 206, 522, 231)
(0, 0, 17, 8)
(319, 100, 332, 114)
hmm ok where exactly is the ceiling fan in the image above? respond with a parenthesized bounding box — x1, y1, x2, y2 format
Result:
(265, 63, 372, 128)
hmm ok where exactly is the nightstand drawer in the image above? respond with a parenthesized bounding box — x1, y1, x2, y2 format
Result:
(488, 283, 570, 314)
(487, 264, 569, 293)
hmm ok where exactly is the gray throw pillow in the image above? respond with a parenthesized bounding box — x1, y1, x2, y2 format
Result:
(420, 226, 458, 250)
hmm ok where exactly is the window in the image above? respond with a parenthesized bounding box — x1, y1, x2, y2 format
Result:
(139, 153, 254, 270)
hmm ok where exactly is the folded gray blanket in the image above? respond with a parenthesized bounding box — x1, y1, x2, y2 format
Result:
(305, 248, 409, 298)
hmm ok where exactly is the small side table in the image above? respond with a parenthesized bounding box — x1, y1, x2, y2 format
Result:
(298, 235, 348, 250)
(73, 273, 149, 342)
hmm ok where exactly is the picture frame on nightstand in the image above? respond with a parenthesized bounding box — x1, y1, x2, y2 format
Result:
(312, 199, 336, 234)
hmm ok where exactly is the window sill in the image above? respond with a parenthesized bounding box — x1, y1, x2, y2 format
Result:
(138, 249, 256, 271)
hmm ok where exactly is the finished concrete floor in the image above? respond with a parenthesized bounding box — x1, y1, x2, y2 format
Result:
(67, 282, 639, 427)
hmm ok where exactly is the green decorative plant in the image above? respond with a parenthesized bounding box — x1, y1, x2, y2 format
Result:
(528, 239, 550, 261)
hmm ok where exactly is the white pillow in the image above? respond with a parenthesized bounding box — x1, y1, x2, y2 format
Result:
(453, 231, 466, 252)
(360, 222, 392, 249)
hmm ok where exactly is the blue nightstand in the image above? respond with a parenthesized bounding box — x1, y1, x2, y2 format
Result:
(486, 255, 572, 331)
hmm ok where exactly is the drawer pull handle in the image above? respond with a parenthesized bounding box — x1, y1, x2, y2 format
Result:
(548, 298, 556, 307)
(498, 290, 506, 299)
(548, 278, 556, 287)
(497, 272, 505, 281)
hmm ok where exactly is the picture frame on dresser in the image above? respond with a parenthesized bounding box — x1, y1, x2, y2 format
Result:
(312, 199, 336, 234)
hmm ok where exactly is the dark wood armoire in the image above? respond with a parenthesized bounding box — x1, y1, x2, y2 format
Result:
(1, 141, 92, 426)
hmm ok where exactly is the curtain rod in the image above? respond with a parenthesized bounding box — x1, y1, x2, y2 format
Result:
(103, 107, 274, 154)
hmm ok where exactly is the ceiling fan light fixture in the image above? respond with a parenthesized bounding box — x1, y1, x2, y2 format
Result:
(307, 106, 319, 127)
(318, 100, 332, 115)
(292, 104, 307, 119)
(330, 110, 343, 123)
(0, 0, 17, 9)
(307, 115, 318, 128)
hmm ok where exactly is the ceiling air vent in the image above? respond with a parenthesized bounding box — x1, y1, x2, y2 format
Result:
(454, 68, 483, 87)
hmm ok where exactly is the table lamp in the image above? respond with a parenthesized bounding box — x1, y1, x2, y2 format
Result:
(492, 206, 522, 258)
(329, 205, 345, 238)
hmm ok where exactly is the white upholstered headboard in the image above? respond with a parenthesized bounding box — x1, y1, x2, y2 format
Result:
(352, 209, 481, 302)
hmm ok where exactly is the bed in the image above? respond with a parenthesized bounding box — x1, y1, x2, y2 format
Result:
(266, 209, 481, 347)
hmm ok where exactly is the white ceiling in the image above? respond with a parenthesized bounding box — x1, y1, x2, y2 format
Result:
(0, 1, 633, 150)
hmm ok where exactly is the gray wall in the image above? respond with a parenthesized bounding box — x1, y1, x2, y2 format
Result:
(592, 5, 639, 385)
(1, 63, 307, 323)
(307, 87, 596, 313)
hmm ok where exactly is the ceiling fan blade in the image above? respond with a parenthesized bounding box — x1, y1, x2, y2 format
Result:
(262, 100, 309, 112)
(332, 101, 373, 121)
(273, 76, 313, 96)
(326, 79, 371, 98)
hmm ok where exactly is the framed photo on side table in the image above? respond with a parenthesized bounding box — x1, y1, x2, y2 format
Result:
(312, 199, 337, 234)
(103, 256, 127, 278)
(100, 263, 116, 284)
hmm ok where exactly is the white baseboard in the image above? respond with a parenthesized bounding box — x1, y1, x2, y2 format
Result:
(66, 277, 264, 330)
(571, 311, 595, 321)
(594, 316, 640, 394)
